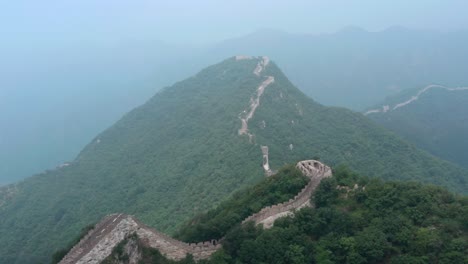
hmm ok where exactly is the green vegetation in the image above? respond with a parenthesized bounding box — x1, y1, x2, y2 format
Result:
(1, 57, 467, 263)
(51, 224, 95, 264)
(162, 167, 468, 264)
(367, 87, 468, 169)
(254, 63, 467, 193)
(218, 168, 467, 263)
(175, 165, 308, 242)
(6, 28, 468, 186)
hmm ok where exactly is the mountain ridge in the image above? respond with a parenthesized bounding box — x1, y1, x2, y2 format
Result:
(5, 27, 468, 185)
(366, 84, 468, 168)
(1, 56, 467, 263)
(365, 84, 468, 115)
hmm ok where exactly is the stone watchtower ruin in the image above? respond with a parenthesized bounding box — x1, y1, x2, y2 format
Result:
(261, 146, 273, 176)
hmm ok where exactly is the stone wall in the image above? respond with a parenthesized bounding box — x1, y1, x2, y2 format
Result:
(59, 214, 128, 264)
(242, 160, 332, 228)
(132, 217, 221, 260)
(59, 214, 221, 264)
(59, 160, 331, 263)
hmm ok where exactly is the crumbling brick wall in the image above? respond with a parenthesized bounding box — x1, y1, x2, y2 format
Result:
(60, 160, 331, 263)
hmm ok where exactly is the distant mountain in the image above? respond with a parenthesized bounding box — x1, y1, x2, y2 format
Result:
(0, 57, 466, 263)
(204, 28, 468, 110)
(365, 84, 468, 168)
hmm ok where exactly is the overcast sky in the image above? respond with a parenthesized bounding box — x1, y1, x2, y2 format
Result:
(2, 0, 468, 46)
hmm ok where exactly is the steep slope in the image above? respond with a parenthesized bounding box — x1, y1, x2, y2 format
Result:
(0, 57, 467, 264)
(366, 85, 468, 168)
(65, 165, 468, 264)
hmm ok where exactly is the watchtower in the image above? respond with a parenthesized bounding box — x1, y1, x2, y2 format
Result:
(261, 146, 273, 176)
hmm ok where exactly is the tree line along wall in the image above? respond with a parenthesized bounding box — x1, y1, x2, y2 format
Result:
(59, 160, 331, 263)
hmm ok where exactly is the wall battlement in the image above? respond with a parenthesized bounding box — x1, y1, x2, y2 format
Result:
(59, 160, 331, 263)
(241, 160, 332, 227)
(59, 214, 221, 264)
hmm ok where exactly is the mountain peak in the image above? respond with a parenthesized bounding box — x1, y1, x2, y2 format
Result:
(233, 55, 271, 75)
(337, 26, 369, 35)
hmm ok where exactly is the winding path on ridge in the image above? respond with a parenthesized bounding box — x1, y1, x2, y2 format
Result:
(59, 57, 333, 263)
(59, 160, 332, 263)
(364, 84, 468, 115)
(237, 56, 275, 140)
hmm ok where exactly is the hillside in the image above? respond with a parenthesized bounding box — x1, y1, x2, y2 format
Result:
(194, 167, 467, 264)
(54, 161, 330, 263)
(366, 85, 468, 168)
(0, 57, 467, 263)
(71, 165, 468, 264)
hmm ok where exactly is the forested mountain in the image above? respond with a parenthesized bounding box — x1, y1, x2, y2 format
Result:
(77, 166, 468, 264)
(366, 85, 468, 168)
(4, 27, 468, 185)
(1, 57, 467, 263)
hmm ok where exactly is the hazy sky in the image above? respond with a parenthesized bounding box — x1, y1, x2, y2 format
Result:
(2, 0, 468, 46)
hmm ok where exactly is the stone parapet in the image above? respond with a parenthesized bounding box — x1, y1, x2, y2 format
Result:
(242, 160, 332, 227)
(59, 160, 331, 263)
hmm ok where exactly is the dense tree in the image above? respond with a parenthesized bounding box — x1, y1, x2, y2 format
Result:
(170, 167, 467, 264)
(2, 57, 467, 263)
(368, 87, 468, 169)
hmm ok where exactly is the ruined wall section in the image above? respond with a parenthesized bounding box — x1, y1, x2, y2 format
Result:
(242, 160, 332, 228)
(60, 214, 126, 264)
(131, 217, 221, 260)
(59, 214, 220, 264)
(60, 160, 331, 263)
(238, 56, 274, 141)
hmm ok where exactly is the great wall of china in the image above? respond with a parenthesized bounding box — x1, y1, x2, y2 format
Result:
(364, 84, 468, 115)
(237, 56, 274, 145)
(59, 213, 222, 264)
(237, 56, 275, 176)
(59, 57, 333, 263)
(59, 160, 331, 264)
(243, 160, 332, 228)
